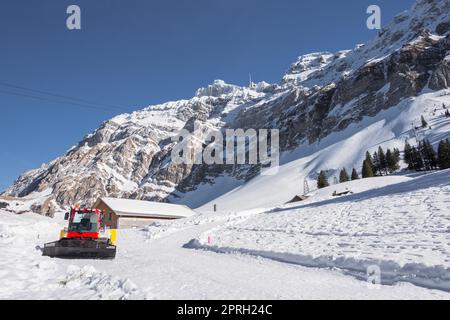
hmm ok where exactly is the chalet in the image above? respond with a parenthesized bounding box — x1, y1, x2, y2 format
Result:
(286, 195, 310, 204)
(93, 197, 197, 229)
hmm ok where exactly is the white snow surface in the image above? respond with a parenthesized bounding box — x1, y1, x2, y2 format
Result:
(1, 204, 449, 300)
(191, 170, 450, 292)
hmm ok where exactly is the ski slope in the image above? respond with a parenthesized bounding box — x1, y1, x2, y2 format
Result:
(196, 90, 450, 212)
(191, 170, 450, 292)
(1, 197, 449, 299)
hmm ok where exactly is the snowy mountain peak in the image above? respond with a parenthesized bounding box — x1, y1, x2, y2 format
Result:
(3, 0, 450, 215)
(195, 79, 239, 97)
(282, 52, 335, 85)
(195, 79, 274, 98)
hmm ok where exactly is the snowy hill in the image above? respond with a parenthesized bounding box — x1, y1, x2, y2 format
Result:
(197, 89, 450, 212)
(189, 169, 450, 292)
(2, 170, 450, 298)
(2, 0, 450, 215)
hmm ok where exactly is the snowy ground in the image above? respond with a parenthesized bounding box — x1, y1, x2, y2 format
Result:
(1, 171, 450, 300)
(191, 170, 450, 293)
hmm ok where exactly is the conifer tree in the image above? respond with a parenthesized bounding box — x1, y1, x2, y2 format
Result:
(393, 148, 401, 164)
(351, 168, 359, 180)
(404, 140, 413, 169)
(421, 139, 437, 170)
(339, 168, 349, 183)
(421, 115, 428, 128)
(378, 146, 387, 175)
(317, 171, 329, 189)
(362, 160, 374, 178)
(365, 151, 375, 173)
(386, 148, 400, 173)
(445, 109, 450, 118)
(438, 139, 450, 170)
(410, 146, 424, 171)
(372, 151, 380, 176)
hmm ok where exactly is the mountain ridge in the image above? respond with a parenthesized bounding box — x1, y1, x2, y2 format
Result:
(3, 0, 450, 215)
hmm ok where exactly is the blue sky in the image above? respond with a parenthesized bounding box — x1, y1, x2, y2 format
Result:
(0, 0, 414, 191)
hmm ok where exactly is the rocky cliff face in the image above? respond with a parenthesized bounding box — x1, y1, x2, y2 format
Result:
(3, 0, 450, 215)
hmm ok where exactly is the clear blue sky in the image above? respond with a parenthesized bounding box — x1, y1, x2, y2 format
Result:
(0, 0, 414, 191)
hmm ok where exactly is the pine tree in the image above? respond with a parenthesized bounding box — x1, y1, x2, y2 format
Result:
(421, 115, 428, 128)
(364, 151, 375, 173)
(339, 168, 349, 183)
(393, 148, 401, 166)
(378, 146, 387, 175)
(404, 141, 413, 170)
(385, 148, 393, 173)
(362, 160, 374, 178)
(445, 139, 450, 169)
(394, 148, 400, 162)
(421, 139, 438, 170)
(372, 151, 380, 176)
(410, 146, 424, 171)
(438, 139, 450, 170)
(445, 109, 450, 118)
(386, 148, 400, 173)
(351, 168, 359, 180)
(317, 171, 329, 189)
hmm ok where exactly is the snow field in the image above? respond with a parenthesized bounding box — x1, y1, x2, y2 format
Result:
(3, 206, 449, 299)
(191, 170, 450, 292)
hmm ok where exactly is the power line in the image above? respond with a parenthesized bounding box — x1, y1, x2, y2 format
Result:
(0, 88, 125, 113)
(0, 81, 129, 112)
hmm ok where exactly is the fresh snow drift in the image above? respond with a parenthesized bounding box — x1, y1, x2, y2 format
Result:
(191, 170, 450, 292)
(1, 201, 450, 299)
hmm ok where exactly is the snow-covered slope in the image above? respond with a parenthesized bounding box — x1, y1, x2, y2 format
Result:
(2, 205, 450, 299)
(190, 170, 450, 292)
(198, 89, 450, 212)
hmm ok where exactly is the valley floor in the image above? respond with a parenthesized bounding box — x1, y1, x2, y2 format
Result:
(1, 171, 450, 299)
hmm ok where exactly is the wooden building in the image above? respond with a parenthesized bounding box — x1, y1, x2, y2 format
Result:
(93, 197, 197, 229)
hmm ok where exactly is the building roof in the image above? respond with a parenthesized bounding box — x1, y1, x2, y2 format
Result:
(286, 195, 310, 204)
(96, 197, 197, 219)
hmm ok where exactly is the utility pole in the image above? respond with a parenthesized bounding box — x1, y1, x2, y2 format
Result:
(411, 122, 419, 145)
(303, 179, 310, 195)
(249, 73, 256, 89)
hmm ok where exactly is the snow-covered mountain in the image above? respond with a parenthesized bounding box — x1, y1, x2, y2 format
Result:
(3, 0, 450, 215)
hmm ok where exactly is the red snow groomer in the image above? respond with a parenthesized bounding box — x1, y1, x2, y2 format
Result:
(43, 207, 117, 259)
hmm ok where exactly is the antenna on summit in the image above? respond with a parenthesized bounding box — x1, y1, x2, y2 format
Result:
(249, 73, 255, 89)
